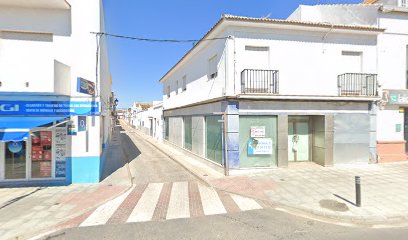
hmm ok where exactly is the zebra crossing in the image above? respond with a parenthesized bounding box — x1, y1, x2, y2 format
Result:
(78, 181, 263, 227)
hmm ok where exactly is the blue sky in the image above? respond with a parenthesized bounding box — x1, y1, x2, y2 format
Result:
(103, 0, 361, 108)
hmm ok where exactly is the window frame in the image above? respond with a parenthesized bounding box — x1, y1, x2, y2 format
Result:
(182, 75, 187, 92)
(208, 55, 218, 80)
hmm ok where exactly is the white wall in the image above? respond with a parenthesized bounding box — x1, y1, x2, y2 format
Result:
(287, 5, 379, 27)
(162, 22, 379, 111)
(162, 31, 229, 110)
(232, 27, 377, 96)
(377, 106, 404, 141)
(0, 31, 54, 92)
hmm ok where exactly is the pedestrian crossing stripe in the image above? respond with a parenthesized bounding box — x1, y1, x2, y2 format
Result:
(79, 182, 262, 227)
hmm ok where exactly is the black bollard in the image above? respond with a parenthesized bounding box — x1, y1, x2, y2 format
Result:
(355, 176, 361, 207)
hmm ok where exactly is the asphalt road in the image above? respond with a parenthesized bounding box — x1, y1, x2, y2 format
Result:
(45, 208, 408, 240)
(42, 123, 408, 240)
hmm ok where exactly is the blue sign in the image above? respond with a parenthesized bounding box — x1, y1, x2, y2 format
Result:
(0, 101, 100, 116)
(77, 77, 95, 95)
(56, 161, 66, 178)
(8, 141, 23, 153)
(78, 116, 87, 132)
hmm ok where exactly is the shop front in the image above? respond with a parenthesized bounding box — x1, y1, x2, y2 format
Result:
(0, 100, 99, 186)
(377, 90, 408, 162)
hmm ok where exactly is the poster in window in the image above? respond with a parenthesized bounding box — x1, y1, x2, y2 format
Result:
(248, 138, 273, 155)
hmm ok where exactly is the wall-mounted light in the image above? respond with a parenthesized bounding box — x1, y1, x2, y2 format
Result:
(25, 82, 29, 87)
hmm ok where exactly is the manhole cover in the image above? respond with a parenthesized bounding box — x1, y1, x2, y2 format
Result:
(319, 199, 349, 212)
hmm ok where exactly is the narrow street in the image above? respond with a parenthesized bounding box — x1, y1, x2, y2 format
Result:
(42, 123, 408, 240)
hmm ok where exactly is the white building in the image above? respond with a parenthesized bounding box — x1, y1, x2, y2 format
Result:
(160, 8, 390, 172)
(129, 101, 164, 142)
(287, 0, 408, 162)
(0, 0, 112, 185)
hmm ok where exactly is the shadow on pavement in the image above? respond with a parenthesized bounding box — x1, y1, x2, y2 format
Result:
(100, 125, 141, 182)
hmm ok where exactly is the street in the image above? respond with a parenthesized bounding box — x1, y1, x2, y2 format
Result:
(41, 123, 408, 240)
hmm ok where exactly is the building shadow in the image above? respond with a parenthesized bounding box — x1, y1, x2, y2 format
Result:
(100, 125, 141, 181)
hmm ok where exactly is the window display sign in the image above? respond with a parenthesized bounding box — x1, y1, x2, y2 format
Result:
(250, 126, 266, 138)
(78, 116, 87, 132)
(31, 130, 52, 178)
(55, 128, 67, 178)
(248, 138, 273, 155)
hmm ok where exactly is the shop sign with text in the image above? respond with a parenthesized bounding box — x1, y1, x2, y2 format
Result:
(250, 126, 266, 138)
(0, 101, 100, 116)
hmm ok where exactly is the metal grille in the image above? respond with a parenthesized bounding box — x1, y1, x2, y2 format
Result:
(337, 73, 378, 97)
(241, 69, 279, 94)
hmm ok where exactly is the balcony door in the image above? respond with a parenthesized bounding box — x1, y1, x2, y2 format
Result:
(341, 51, 362, 74)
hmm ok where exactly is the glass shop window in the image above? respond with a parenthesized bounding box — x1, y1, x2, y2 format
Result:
(31, 130, 52, 178)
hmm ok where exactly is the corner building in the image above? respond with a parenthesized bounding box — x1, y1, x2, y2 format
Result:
(161, 14, 382, 173)
(0, 0, 112, 185)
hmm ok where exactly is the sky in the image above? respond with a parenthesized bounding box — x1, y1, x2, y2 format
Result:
(103, 0, 362, 108)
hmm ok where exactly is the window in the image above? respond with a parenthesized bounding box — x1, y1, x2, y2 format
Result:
(176, 80, 179, 95)
(208, 55, 218, 79)
(182, 75, 187, 91)
(166, 85, 170, 98)
(400, 0, 407, 8)
(244, 46, 269, 70)
(245, 46, 269, 52)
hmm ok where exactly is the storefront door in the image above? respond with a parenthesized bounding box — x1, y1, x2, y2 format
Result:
(288, 117, 310, 162)
(4, 141, 27, 179)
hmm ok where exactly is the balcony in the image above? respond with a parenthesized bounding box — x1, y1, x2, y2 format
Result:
(241, 69, 279, 94)
(338, 73, 378, 97)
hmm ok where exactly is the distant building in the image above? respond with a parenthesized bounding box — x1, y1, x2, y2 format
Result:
(128, 101, 164, 142)
(0, 0, 112, 185)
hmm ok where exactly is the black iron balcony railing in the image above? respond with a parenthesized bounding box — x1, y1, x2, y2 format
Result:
(241, 69, 279, 94)
(338, 73, 378, 97)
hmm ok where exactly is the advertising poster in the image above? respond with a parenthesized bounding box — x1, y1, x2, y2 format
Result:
(250, 126, 266, 138)
(248, 138, 273, 155)
(55, 128, 67, 178)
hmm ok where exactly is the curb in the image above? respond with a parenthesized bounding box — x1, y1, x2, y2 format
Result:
(27, 125, 134, 240)
(125, 125, 213, 187)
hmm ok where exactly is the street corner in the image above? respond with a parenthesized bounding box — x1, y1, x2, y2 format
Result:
(56, 184, 129, 212)
(209, 175, 279, 202)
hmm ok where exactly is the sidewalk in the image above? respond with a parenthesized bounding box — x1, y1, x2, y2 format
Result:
(134, 127, 408, 226)
(0, 126, 132, 240)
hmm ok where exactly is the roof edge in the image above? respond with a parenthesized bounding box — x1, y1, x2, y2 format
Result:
(159, 15, 385, 83)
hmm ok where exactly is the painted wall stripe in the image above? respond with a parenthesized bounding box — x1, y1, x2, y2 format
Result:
(166, 182, 190, 220)
(198, 184, 226, 215)
(127, 183, 163, 223)
(230, 194, 262, 211)
(80, 187, 135, 227)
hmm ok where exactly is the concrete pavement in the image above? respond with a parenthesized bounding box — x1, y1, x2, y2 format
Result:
(132, 123, 408, 226)
(0, 125, 132, 240)
(43, 209, 408, 240)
